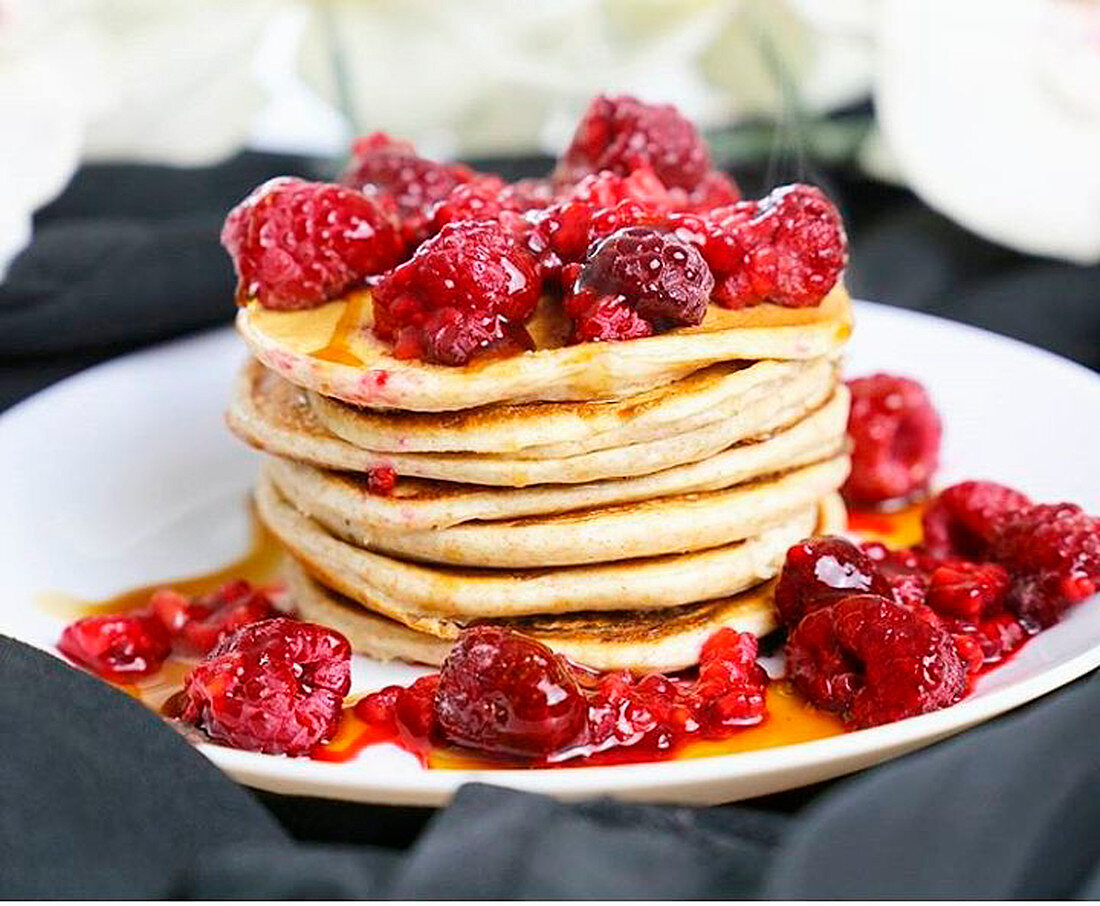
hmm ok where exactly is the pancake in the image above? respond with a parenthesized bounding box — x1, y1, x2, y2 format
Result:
(256, 476, 836, 620)
(263, 386, 848, 531)
(227, 356, 839, 487)
(285, 493, 848, 671)
(310, 357, 835, 457)
(267, 454, 850, 568)
(237, 284, 852, 411)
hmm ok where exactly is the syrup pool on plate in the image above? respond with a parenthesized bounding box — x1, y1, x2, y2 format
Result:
(40, 501, 932, 768)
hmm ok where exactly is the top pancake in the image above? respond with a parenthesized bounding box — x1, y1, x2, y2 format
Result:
(237, 284, 852, 412)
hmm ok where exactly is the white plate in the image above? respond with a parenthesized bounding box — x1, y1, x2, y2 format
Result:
(2, 301, 1098, 807)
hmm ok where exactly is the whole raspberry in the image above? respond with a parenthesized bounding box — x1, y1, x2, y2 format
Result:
(922, 481, 1032, 559)
(221, 177, 405, 310)
(786, 593, 967, 729)
(926, 561, 1011, 621)
(181, 617, 351, 756)
(702, 184, 847, 309)
(435, 627, 588, 759)
(372, 220, 541, 365)
(563, 227, 713, 342)
(557, 94, 712, 190)
(526, 169, 671, 279)
(842, 373, 942, 507)
(339, 132, 476, 246)
(992, 503, 1100, 627)
(58, 613, 171, 683)
(946, 612, 1029, 676)
(773, 536, 892, 629)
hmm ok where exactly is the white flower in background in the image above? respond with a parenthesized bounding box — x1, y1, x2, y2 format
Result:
(874, 0, 1100, 263)
(0, 0, 275, 277)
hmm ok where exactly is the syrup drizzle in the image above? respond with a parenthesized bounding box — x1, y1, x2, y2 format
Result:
(311, 294, 367, 366)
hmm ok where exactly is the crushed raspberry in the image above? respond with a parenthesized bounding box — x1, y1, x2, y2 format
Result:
(182, 618, 351, 756)
(435, 626, 588, 759)
(860, 541, 938, 608)
(58, 614, 171, 683)
(774, 536, 893, 629)
(372, 220, 541, 365)
(366, 466, 397, 496)
(843, 373, 942, 507)
(339, 132, 476, 247)
(221, 177, 405, 311)
(691, 184, 846, 309)
(946, 613, 1029, 676)
(563, 227, 712, 342)
(786, 593, 966, 729)
(149, 580, 278, 656)
(922, 481, 1032, 560)
(926, 561, 1010, 621)
(557, 94, 711, 191)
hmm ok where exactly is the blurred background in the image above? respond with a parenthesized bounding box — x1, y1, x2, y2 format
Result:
(1, 0, 1098, 409)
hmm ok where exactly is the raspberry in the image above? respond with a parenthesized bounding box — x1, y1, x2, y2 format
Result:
(947, 612, 1029, 676)
(926, 561, 1010, 621)
(435, 626, 588, 759)
(339, 132, 476, 246)
(843, 373, 942, 507)
(366, 466, 397, 496)
(679, 170, 741, 211)
(786, 594, 966, 728)
(860, 541, 938, 608)
(773, 536, 893, 629)
(181, 617, 351, 756)
(922, 481, 1032, 559)
(557, 94, 712, 190)
(150, 581, 278, 656)
(582, 629, 767, 756)
(372, 220, 541, 365)
(563, 227, 712, 342)
(58, 614, 171, 683)
(701, 184, 847, 309)
(992, 503, 1100, 627)
(221, 177, 405, 311)
(526, 169, 671, 279)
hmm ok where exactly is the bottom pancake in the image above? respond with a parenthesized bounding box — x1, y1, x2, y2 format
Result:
(285, 492, 847, 672)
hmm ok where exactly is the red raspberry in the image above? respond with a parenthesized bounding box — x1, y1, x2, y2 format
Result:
(366, 466, 397, 496)
(926, 561, 1010, 621)
(842, 373, 942, 507)
(435, 626, 588, 759)
(922, 481, 1032, 559)
(703, 184, 847, 309)
(150, 581, 278, 656)
(786, 593, 966, 729)
(773, 536, 893, 629)
(947, 612, 1029, 676)
(429, 175, 546, 238)
(58, 613, 171, 683)
(181, 617, 351, 756)
(526, 169, 671, 279)
(557, 94, 711, 190)
(221, 177, 405, 311)
(860, 542, 938, 608)
(679, 170, 741, 211)
(339, 132, 476, 246)
(563, 227, 712, 342)
(372, 220, 541, 365)
(993, 503, 1100, 627)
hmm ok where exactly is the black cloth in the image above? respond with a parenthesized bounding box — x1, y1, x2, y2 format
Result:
(5, 635, 1100, 899)
(2, 153, 1100, 899)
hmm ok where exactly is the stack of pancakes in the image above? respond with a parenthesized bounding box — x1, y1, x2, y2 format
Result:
(227, 285, 854, 671)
